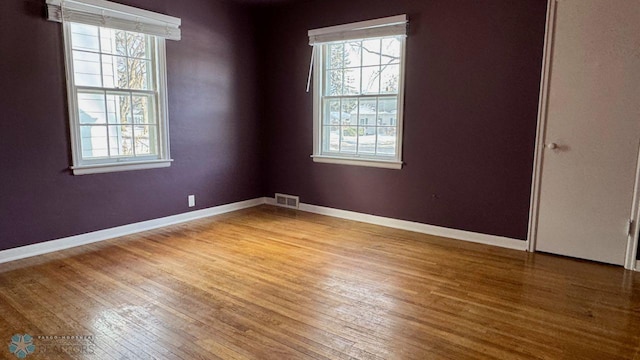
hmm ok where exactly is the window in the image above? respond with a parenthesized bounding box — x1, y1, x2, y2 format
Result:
(309, 15, 407, 169)
(46, 0, 181, 175)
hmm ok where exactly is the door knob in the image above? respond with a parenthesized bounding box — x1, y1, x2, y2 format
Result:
(546, 143, 558, 150)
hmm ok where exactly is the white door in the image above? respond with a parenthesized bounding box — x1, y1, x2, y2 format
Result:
(535, 0, 640, 265)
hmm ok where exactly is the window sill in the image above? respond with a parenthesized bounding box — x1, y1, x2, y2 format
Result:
(311, 155, 403, 169)
(71, 159, 173, 175)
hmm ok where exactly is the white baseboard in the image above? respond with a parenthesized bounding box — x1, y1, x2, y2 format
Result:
(0, 196, 527, 265)
(267, 198, 527, 251)
(0, 197, 269, 265)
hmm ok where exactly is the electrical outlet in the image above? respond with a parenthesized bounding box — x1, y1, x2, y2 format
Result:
(188, 195, 195, 207)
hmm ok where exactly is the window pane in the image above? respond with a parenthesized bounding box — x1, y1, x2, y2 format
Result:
(326, 70, 343, 96)
(358, 99, 377, 125)
(115, 31, 128, 56)
(106, 93, 131, 124)
(108, 125, 134, 156)
(80, 125, 108, 158)
(97, 55, 129, 89)
(322, 126, 329, 153)
(344, 41, 361, 68)
(343, 68, 361, 95)
(342, 98, 358, 125)
(133, 125, 157, 155)
(377, 127, 397, 156)
(362, 66, 381, 94)
(378, 96, 398, 115)
(322, 126, 338, 153)
(358, 127, 376, 154)
(126, 32, 150, 59)
(78, 92, 106, 124)
(70, 23, 99, 52)
(381, 38, 401, 64)
(101, 54, 115, 88)
(73, 51, 102, 87)
(98, 28, 127, 56)
(118, 57, 129, 89)
(381, 64, 400, 94)
(378, 97, 397, 125)
(327, 43, 344, 69)
(127, 59, 151, 90)
(132, 94, 155, 124)
(362, 39, 381, 66)
(323, 99, 341, 125)
(99, 46, 150, 90)
(340, 127, 357, 153)
(99, 28, 114, 54)
(100, 55, 127, 88)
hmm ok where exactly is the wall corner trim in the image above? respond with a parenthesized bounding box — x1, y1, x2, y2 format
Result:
(266, 198, 527, 251)
(0, 197, 269, 265)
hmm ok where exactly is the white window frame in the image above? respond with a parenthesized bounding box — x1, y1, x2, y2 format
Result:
(309, 15, 408, 170)
(46, 0, 181, 175)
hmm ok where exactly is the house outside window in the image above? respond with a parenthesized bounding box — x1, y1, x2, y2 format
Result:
(309, 15, 408, 169)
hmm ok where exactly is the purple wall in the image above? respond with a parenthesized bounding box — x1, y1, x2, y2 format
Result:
(0, 0, 548, 253)
(256, 0, 547, 240)
(0, 0, 262, 251)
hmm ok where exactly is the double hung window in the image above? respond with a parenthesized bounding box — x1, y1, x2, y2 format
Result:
(46, 0, 181, 175)
(309, 15, 408, 169)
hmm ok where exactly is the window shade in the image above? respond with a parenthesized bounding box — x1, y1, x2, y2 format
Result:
(46, 0, 181, 41)
(308, 14, 407, 45)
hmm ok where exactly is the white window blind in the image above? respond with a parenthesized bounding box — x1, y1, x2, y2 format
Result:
(46, 0, 181, 41)
(308, 15, 407, 45)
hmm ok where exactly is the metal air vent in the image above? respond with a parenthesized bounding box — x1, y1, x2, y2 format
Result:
(275, 193, 299, 209)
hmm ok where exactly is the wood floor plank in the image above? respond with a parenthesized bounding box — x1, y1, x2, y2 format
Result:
(1, 205, 639, 359)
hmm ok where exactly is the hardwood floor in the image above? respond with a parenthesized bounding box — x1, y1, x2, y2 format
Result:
(1, 205, 639, 359)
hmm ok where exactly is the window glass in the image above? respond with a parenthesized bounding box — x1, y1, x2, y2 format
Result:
(316, 36, 404, 162)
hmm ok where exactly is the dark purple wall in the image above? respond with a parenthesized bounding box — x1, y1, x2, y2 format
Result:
(0, 0, 547, 253)
(0, 0, 262, 251)
(257, 0, 547, 240)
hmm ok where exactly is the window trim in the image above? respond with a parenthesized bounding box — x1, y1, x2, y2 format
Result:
(71, 159, 173, 175)
(309, 16, 408, 169)
(311, 155, 403, 169)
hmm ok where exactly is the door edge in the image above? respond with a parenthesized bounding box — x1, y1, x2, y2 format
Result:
(624, 141, 640, 270)
(527, 0, 557, 253)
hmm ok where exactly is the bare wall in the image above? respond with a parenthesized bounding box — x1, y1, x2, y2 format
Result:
(0, 0, 547, 252)
(0, 0, 262, 251)
(256, 0, 547, 240)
